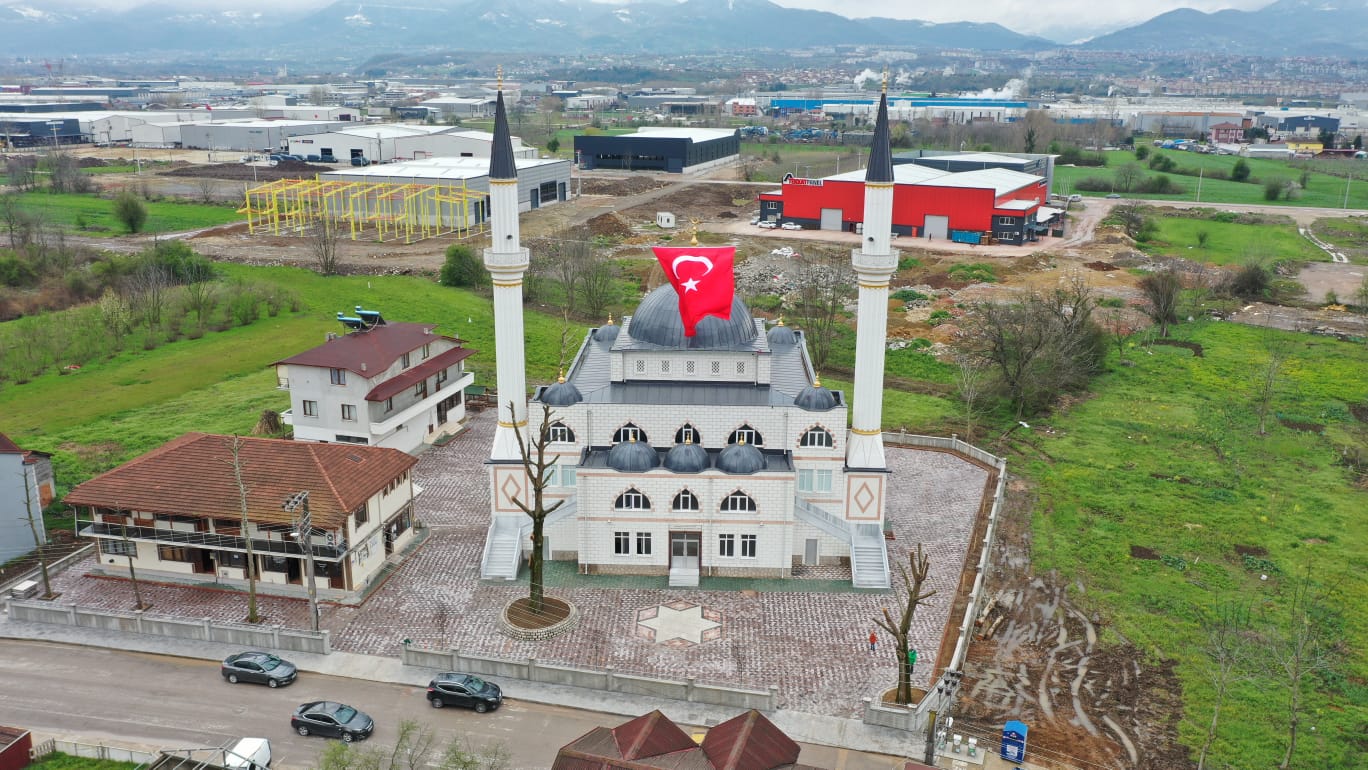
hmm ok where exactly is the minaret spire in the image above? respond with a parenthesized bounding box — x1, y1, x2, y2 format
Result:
(846, 89, 896, 473)
(483, 75, 530, 464)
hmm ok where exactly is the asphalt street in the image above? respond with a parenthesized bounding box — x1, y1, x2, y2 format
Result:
(0, 639, 907, 770)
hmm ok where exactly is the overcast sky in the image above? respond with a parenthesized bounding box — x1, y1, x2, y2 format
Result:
(30, 0, 1278, 41)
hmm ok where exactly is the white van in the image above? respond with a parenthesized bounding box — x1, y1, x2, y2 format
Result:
(224, 738, 271, 770)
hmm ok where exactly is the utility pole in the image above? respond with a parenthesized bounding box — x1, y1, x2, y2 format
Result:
(1196, 165, 1203, 202)
(281, 491, 321, 632)
(1344, 172, 1352, 209)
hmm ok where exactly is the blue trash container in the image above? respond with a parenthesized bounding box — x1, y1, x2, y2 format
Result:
(1001, 720, 1028, 762)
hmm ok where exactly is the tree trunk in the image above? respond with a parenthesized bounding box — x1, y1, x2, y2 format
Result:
(896, 640, 912, 704)
(1197, 691, 1224, 770)
(529, 529, 544, 615)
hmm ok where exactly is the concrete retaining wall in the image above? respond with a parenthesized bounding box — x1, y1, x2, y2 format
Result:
(402, 645, 776, 711)
(7, 600, 331, 654)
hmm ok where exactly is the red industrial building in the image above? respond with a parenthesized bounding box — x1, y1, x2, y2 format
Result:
(758, 165, 1052, 245)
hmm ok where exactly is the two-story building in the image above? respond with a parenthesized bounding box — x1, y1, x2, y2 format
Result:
(275, 310, 475, 454)
(67, 433, 419, 599)
(0, 434, 55, 562)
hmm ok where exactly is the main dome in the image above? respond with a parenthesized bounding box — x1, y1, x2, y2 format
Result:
(627, 284, 758, 349)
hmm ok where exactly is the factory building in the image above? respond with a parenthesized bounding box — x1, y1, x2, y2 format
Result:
(574, 127, 739, 174)
(288, 125, 536, 165)
(323, 155, 571, 215)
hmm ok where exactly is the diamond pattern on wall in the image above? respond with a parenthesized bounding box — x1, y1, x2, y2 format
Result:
(853, 480, 876, 514)
(500, 473, 523, 505)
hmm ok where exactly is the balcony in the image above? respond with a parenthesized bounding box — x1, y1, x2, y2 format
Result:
(81, 520, 347, 563)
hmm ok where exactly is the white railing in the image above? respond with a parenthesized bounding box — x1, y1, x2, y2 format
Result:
(792, 497, 851, 542)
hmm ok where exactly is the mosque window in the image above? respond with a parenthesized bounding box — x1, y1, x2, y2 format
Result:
(675, 424, 701, 444)
(613, 423, 647, 443)
(800, 427, 833, 448)
(673, 489, 700, 511)
(729, 425, 763, 446)
(720, 491, 757, 513)
(549, 422, 574, 443)
(615, 488, 651, 511)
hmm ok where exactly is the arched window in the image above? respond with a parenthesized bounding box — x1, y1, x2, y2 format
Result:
(549, 421, 575, 443)
(720, 491, 757, 513)
(672, 489, 700, 512)
(728, 424, 763, 446)
(613, 423, 647, 443)
(615, 488, 651, 511)
(675, 424, 701, 444)
(799, 426, 833, 448)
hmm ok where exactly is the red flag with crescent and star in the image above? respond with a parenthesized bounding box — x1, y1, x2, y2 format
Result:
(653, 246, 736, 337)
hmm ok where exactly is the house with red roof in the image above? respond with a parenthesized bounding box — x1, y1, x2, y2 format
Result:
(553, 709, 820, 770)
(66, 433, 418, 596)
(273, 308, 475, 454)
(0, 434, 55, 562)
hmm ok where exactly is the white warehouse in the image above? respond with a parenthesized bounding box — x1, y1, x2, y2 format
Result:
(288, 124, 537, 165)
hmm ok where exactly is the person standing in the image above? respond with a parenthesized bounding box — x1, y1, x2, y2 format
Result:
(868, 630, 878, 654)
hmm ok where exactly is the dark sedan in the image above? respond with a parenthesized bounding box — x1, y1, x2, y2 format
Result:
(426, 672, 503, 713)
(221, 652, 297, 688)
(290, 701, 374, 742)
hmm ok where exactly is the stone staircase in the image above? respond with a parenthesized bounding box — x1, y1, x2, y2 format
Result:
(850, 524, 890, 589)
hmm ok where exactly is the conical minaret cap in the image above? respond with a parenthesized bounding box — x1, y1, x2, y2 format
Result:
(865, 92, 893, 184)
(489, 90, 517, 180)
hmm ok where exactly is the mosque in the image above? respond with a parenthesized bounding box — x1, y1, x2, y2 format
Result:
(478, 85, 900, 590)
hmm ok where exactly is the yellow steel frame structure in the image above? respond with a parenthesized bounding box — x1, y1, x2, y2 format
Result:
(238, 175, 486, 244)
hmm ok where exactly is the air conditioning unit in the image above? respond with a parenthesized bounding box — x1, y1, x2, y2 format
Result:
(10, 579, 39, 599)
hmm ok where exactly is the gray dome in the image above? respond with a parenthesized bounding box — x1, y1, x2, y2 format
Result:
(663, 440, 710, 473)
(717, 441, 765, 474)
(541, 378, 582, 407)
(593, 319, 620, 345)
(767, 321, 798, 346)
(795, 381, 837, 411)
(628, 284, 758, 349)
(607, 438, 659, 473)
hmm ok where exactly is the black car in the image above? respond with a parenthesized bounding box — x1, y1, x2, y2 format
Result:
(291, 701, 374, 742)
(426, 672, 502, 713)
(221, 651, 297, 688)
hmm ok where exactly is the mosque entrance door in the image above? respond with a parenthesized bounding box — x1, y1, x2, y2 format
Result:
(670, 532, 700, 572)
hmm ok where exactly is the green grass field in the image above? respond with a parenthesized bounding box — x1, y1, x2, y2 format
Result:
(27, 753, 139, 770)
(14, 191, 242, 234)
(1136, 214, 1326, 265)
(1022, 321, 1368, 768)
(1055, 150, 1368, 209)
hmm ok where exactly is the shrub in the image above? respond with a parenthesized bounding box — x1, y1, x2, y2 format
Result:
(898, 256, 923, 271)
(1137, 174, 1184, 195)
(145, 240, 214, 283)
(947, 263, 997, 283)
(1264, 179, 1286, 201)
(112, 189, 147, 233)
(928, 309, 953, 326)
(1230, 263, 1271, 299)
(748, 293, 783, 312)
(0, 253, 38, 287)
(439, 244, 487, 288)
(1231, 158, 1251, 182)
(546, 137, 561, 153)
(892, 288, 929, 302)
(1134, 145, 1150, 160)
(1073, 176, 1115, 192)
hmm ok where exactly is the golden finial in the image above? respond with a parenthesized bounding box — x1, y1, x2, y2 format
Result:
(738, 436, 747, 446)
(497, 65, 504, 92)
(557, 368, 565, 384)
(684, 435, 693, 445)
(689, 217, 701, 246)
(813, 374, 822, 387)
(629, 434, 637, 443)
(607, 312, 615, 325)
(882, 67, 888, 95)
(776, 316, 785, 327)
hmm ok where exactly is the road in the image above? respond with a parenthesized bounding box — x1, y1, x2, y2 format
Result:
(0, 640, 905, 770)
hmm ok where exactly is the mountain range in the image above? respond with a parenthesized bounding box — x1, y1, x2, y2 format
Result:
(2, 0, 1366, 60)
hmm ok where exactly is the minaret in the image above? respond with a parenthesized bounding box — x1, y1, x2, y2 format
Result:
(846, 78, 896, 473)
(483, 68, 529, 462)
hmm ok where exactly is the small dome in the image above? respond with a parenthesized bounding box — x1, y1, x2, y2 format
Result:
(541, 375, 582, 407)
(795, 377, 837, 411)
(767, 318, 797, 346)
(717, 441, 765, 474)
(593, 314, 620, 345)
(628, 284, 758, 349)
(606, 436, 659, 473)
(663, 439, 710, 473)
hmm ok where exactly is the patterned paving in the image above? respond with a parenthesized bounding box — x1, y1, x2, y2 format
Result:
(44, 411, 989, 718)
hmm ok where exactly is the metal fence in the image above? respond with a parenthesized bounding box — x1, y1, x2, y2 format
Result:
(31, 738, 158, 764)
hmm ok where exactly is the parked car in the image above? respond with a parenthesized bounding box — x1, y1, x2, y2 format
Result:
(1068, 194, 1083, 202)
(305, 154, 322, 163)
(426, 672, 503, 713)
(757, 221, 777, 229)
(221, 651, 297, 688)
(780, 222, 802, 231)
(223, 738, 271, 770)
(749, 215, 761, 225)
(1105, 193, 1122, 199)
(291, 702, 374, 742)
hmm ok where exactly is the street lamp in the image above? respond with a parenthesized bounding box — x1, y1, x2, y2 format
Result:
(46, 120, 63, 154)
(281, 490, 321, 632)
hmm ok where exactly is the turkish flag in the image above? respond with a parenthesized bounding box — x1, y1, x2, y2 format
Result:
(653, 246, 736, 337)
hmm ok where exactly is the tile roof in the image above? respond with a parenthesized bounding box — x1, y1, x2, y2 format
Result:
(0, 433, 24, 453)
(614, 711, 698, 760)
(64, 433, 416, 529)
(365, 346, 475, 402)
(273, 323, 448, 377)
(700, 710, 800, 770)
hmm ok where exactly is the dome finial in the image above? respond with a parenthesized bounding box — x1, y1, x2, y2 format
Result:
(813, 373, 822, 387)
(689, 217, 701, 247)
(607, 312, 614, 324)
(776, 316, 785, 327)
(684, 435, 693, 445)
(557, 368, 565, 384)
(882, 67, 888, 95)
(737, 435, 747, 446)
(629, 434, 637, 443)
(497, 64, 503, 92)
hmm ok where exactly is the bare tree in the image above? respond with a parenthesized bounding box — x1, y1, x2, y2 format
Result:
(579, 249, 619, 321)
(1265, 569, 1338, 770)
(126, 263, 173, 332)
(788, 247, 855, 372)
(874, 544, 935, 705)
(1254, 326, 1291, 436)
(1114, 162, 1144, 193)
(0, 192, 35, 248)
(1113, 199, 1149, 240)
(17, 468, 52, 599)
(530, 235, 592, 317)
(194, 176, 218, 204)
(1102, 307, 1134, 365)
(182, 276, 219, 332)
(47, 152, 93, 194)
(112, 506, 149, 611)
(308, 218, 343, 276)
(509, 403, 564, 615)
(1138, 266, 1183, 338)
(225, 436, 261, 624)
(952, 351, 989, 440)
(1195, 602, 1255, 770)
(5, 156, 38, 191)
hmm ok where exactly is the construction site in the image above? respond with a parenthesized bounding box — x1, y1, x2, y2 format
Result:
(238, 177, 487, 244)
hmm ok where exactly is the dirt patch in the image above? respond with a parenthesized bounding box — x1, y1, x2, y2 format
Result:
(163, 161, 335, 182)
(1277, 417, 1325, 433)
(585, 212, 634, 239)
(1150, 339, 1204, 357)
(503, 596, 572, 630)
(1083, 260, 1120, 271)
(57, 440, 125, 468)
(1130, 545, 1161, 560)
(1150, 473, 1194, 484)
(1233, 544, 1268, 557)
(579, 177, 671, 196)
(1348, 404, 1368, 424)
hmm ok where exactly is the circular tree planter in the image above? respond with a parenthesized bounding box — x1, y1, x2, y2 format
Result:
(498, 596, 580, 642)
